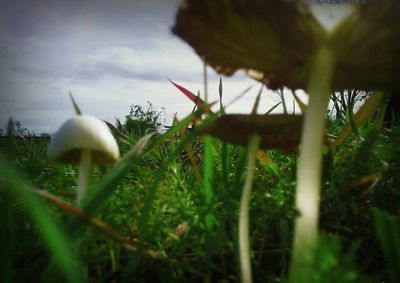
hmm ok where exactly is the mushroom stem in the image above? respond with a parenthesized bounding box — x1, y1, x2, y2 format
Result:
(239, 134, 260, 283)
(289, 44, 334, 282)
(76, 149, 92, 206)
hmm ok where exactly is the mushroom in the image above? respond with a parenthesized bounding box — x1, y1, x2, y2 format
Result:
(173, 1, 400, 282)
(48, 115, 120, 206)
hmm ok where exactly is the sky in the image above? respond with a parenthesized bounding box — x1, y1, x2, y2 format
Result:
(0, 1, 353, 134)
(0, 0, 291, 134)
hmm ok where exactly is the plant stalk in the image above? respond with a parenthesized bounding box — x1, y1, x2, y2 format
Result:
(289, 45, 335, 282)
(239, 134, 260, 283)
(203, 62, 208, 103)
(77, 149, 91, 206)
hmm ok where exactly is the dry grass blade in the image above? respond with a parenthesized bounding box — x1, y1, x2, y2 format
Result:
(191, 91, 200, 113)
(164, 223, 190, 250)
(186, 142, 202, 181)
(34, 189, 163, 259)
(332, 91, 386, 151)
(172, 114, 187, 138)
(256, 149, 277, 168)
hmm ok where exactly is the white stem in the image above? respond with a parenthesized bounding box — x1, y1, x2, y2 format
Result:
(239, 134, 260, 283)
(76, 149, 91, 206)
(289, 45, 334, 282)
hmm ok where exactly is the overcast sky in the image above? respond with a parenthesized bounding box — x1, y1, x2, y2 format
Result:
(0, 0, 289, 134)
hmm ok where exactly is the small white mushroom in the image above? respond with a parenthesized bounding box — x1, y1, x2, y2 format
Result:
(48, 115, 120, 206)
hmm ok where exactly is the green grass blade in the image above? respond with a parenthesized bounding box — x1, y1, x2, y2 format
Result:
(0, 192, 14, 283)
(203, 135, 215, 229)
(153, 109, 207, 148)
(138, 114, 219, 243)
(0, 154, 83, 283)
(373, 208, 400, 283)
(82, 109, 210, 217)
(82, 133, 156, 214)
(203, 136, 214, 204)
(332, 91, 386, 150)
(221, 142, 230, 183)
(103, 120, 135, 145)
(69, 92, 82, 115)
(119, 114, 220, 280)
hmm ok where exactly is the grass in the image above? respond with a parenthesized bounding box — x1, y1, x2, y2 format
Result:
(1, 100, 400, 282)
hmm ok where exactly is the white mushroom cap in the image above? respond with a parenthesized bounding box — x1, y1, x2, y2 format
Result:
(48, 115, 120, 164)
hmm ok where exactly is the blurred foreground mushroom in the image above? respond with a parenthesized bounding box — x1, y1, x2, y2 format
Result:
(173, 1, 400, 282)
(48, 115, 120, 206)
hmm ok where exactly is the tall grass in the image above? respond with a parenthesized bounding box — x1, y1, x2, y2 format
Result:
(1, 90, 400, 282)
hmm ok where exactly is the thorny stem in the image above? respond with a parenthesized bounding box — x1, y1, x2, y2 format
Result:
(76, 149, 91, 206)
(289, 45, 335, 282)
(239, 134, 260, 283)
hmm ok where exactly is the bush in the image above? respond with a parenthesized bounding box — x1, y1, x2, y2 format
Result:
(123, 101, 165, 137)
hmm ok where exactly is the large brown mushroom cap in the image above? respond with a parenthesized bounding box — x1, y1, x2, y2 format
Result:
(331, 3, 400, 90)
(173, 0, 400, 91)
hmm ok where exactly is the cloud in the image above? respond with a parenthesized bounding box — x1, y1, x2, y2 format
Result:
(76, 41, 205, 82)
(0, 0, 286, 134)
